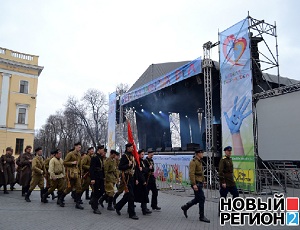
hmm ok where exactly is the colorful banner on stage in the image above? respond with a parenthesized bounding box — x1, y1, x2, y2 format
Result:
(120, 57, 202, 105)
(219, 18, 256, 192)
(107, 92, 117, 155)
(152, 155, 194, 185)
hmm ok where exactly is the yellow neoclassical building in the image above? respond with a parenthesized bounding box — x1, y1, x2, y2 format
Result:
(0, 47, 43, 156)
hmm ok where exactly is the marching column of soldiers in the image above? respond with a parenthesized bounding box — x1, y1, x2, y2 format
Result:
(0, 142, 239, 223)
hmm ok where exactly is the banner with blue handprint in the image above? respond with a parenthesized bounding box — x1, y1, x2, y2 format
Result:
(219, 18, 256, 192)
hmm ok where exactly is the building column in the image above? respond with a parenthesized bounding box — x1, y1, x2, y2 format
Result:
(0, 73, 11, 127)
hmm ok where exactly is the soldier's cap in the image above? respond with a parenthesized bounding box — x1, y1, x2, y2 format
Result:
(125, 143, 133, 148)
(35, 147, 42, 152)
(110, 149, 119, 155)
(223, 146, 232, 151)
(97, 145, 105, 150)
(138, 149, 145, 154)
(6, 147, 13, 152)
(87, 147, 94, 151)
(74, 141, 81, 146)
(51, 149, 60, 155)
(195, 149, 204, 154)
(148, 148, 154, 154)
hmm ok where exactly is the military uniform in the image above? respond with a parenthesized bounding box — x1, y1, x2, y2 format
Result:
(25, 154, 46, 202)
(42, 154, 66, 204)
(60, 149, 83, 209)
(144, 155, 160, 210)
(134, 158, 151, 215)
(0, 152, 15, 193)
(218, 153, 239, 198)
(103, 153, 119, 210)
(20, 152, 33, 195)
(80, 154, 91, 199)
(89, 151, 105, 213)
(115, 147, 138, 219)
(181, 150, 210, 223)
(113, 157, 124, 206)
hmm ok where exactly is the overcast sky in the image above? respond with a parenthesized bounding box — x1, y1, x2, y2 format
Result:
(1, 0, 299, 129)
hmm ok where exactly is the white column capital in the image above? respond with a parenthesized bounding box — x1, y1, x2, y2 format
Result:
(2, 72, 12, 78)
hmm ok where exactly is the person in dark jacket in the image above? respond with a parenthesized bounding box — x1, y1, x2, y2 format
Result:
(89, 145, 106, 214)
(115, 143, 139, 220)
(0, 147, 15, 194)
(19, 146, 33, 196)
(134, 149, 152, 215)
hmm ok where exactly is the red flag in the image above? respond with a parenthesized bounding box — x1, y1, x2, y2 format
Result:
(127, 120, 140, 167)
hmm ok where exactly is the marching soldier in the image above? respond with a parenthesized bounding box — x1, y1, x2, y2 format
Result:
(89, 145, 106, 214)
(219, 146, 239, 199)
(58, 142, 84, 209)
(144, 149, 161, 211)
(25, 147, 47, 202)
(42, 149, 66, 205)
(20, 145, 33, 197)
(135, 149, 152, 215)
(181, 149, 210, 223)
(115, 143, 138, 220)
(81, 147, 94, 200)
(101, 149, 119, 211)
(44, 150, 57, 200)
(0, 147, 15, 194)
(112, 153, 123, 208)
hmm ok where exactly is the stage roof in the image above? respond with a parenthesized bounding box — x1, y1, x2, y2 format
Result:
(127, 60, 299, 94)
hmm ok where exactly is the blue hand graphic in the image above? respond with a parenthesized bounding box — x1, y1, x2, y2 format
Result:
(162, 164, 168, 178)
(224, 96, 252, 134)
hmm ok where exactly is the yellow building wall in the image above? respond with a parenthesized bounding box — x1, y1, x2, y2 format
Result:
(0, 47, 43, 157)
(0, 130, 34, 155)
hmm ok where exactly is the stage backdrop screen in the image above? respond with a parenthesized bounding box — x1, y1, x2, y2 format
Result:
(257, 90, 300, 161)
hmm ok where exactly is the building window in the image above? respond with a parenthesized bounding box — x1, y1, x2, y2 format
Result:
(20, 80, 29, 94)
(15, 138, 24, 155)
(18, 108, 26, 124)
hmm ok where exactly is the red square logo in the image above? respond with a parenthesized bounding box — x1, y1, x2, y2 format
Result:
(286, 197, 299, 211)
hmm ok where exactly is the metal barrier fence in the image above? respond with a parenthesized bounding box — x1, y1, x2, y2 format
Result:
(155, 163, 300, 198)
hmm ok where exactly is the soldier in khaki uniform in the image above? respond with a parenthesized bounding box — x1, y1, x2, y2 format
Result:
(219, 146, 239, 198)
(81, 147, 94, 200)
(25, 147, 46, 202)
(101, 149, 119, 211)
(42, 149, 65, 205)
(59, 142, 84, 209)
(113, 154, 123, 207)
(44, 151, 57, 200)
(181, 149, 210, 223)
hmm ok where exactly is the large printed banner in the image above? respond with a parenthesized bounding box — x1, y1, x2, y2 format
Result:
(152, 155, 194, 185)
(107, 92, 117, 155)
(219, 18, 256, 192)
(120, 57, 202, 105)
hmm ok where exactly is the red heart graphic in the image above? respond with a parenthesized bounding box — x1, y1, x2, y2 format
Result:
(223, 34, 247, 66)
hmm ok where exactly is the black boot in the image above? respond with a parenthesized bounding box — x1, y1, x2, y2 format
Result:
(107, 197, 115, 211)
(142, 203, 152, 215)
(40, 188, 48, 203)
(113, 192, 120, 208)
(59, 193, 66, 207)
(181, 201, 194, 218)
(25, 190, 32, 202)
(85, 189, 90, 200)
(99, 194, 107, 208)
(42, 191, 49, 203)
(199, 215, 210, 223)
(22, 187, 26, 196)
(51, 191, 58, 200)
(71, 190, 76, 200)
(75, 193, 84, 210)
(3, 185, 9, 194)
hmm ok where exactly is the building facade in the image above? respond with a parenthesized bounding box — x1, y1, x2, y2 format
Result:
(0, 47, 43, 156)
